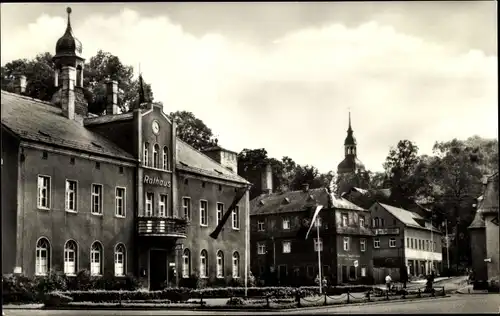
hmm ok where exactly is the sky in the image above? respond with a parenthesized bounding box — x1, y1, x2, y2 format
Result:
(1, 2, 497, 173)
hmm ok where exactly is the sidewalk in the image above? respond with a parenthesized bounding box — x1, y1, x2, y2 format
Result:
(456, 284, 489, 294)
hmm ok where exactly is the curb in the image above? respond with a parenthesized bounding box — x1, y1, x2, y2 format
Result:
(12, 295, 451, 311)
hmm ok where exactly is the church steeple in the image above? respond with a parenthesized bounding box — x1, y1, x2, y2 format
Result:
(344, 111, 357, 157)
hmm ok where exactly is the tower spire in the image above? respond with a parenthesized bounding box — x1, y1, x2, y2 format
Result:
(65, 7, 73, 34)
(348, 110, 352, 132)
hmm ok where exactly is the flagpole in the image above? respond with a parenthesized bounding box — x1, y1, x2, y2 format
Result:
(317, 217, 322, 294)
(245, 190, 249, 298)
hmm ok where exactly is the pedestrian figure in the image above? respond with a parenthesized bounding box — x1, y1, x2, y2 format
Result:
(322, 276, 328, 288)
(385, 274, 392, 292)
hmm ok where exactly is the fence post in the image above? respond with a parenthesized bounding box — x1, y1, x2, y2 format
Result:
(402, 289, 406, 299)
(200, 292, 204, 306)
(296, 292, 301, 308)
(417, 288, 421, 298)
(366, 290, 371, 302)
(386, 289, 389, 300)
(347, 290, 350, 304)
(442, 286, 446, 297)
(266, 295, 270, 308)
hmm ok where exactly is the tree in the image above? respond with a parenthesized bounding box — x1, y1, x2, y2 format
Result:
(167, 111, 216, 151)
(1, 50, 154, 114)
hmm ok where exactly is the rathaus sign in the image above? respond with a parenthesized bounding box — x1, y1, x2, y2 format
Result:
(143, 175, 171, 188)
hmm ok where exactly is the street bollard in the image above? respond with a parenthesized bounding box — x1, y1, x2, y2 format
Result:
(366, 290, 371, 302)
(347, 290, 350, 304)
(442, 286, 446, 296)
(417, 288, 421, 298)
(266, 295, 270, 308)
(200, 292, 204, 306)
(324, 292, 327, 305)
(386, 290, 389, 301)
(402, 289, 406, 299)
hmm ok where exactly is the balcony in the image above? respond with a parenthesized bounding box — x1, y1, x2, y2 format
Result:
(137, 217, 188, 238)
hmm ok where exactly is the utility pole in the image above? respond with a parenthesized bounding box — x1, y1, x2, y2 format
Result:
(445, 221, 450, 270)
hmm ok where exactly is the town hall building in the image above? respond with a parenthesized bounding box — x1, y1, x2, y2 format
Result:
(1, 8, 251, 290)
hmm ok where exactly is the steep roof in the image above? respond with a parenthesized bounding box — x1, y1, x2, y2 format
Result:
(1, 90, 134, 161)
(176, 139, 249, 184)
(250, 187, 365, 216)
(478, 172, 499, 216)
(377, 202, 441, 233)
(2, 90, 249, 184)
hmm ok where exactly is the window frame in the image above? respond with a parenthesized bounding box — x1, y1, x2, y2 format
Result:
(216, 202, 224, 225)
(162, 146, 169, 170)
(200, 200, 208, 226)
(153, 144, 159, 169)
(257, 242, 266, 255)
(232, 252, 240, 278)
(182, 248, 191, 278)
(343, 237, 350, 251)
(257, 220, 265, 231)
(65, 179, 78, 213)
(389, 238, 396, 248)
(200, 249, 208, 279)
(35, 237, 51, 276)
(216, 250, 224, 278)
(90, 241, 103, 276)
(115, 187, 126, 218)
(359, 216, 365, 227)
(360, 238, 366, 252)
(232, 206, 240, 230)
(145, 192, 154, 217)
(342, 213, 348, 227)
(374, 238, 380, 248)
(91, 183, 103, 215)
(63, 239, 78, 276)
(37, 175, 51, 210)
(114, 243, 126, 277)
(182, 197, 191, 221)
(143, 142, 149, 166)
(282, 240, 291, 253)
(282, 217, 290, 230)
(159, 194, 167, 217)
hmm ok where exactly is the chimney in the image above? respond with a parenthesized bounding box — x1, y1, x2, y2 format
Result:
(105, 79, 119, 115)
(261, 164, 273, 194)
(13, 74, 27, 94)
(302, 183, 310, 192)
(60, 66, 76, 120)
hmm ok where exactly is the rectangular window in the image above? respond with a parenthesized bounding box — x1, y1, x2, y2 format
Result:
(374, 238, 380, 248)
(359, 216, 365, 227)
(257, 242, 266, 255)
(145, 192, 154, 217)
(65, 180, 78, 212)
(343, 237, 350, 251)
(115, 187, 125, 217)
(64, 249, 76, 275)
(361, 266, 367, 277)
(216, 203, 224, 225)
(282, 218, 290, 230)
(314, 238, 323, 252)
(200, 200, 208, 226)
(389, 238, 396, 248)
(433, 241, 437, 252)
(37, 175, 51, 209)
(183, 197, 191, 220)
(257, 220, 265, 231)
(282, 241, 291, 253)
(360, 238, 366, 252)
(232, 206, 240, 230)
(182, 253, 190, 278)
(426, 240, 429, 251)
(159, 194, 167, 217)
(406, 237, 410, 248)
(419, 239, 422, 250)
(91, 184, 103, 215)
(342, 213, 348, 226)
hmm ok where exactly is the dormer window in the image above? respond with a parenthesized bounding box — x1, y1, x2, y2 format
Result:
(153, 144, 159, 168)
(143, 142, 149, 166)
(282, 218, 290, 230)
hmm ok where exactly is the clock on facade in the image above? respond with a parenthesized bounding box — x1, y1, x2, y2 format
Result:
(152, 120, 160, 134)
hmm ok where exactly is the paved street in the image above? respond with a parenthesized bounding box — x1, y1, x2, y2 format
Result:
(3, 294, 499, 315)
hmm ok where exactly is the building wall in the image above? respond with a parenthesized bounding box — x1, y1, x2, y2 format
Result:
(485, 215, 499, 281)
(18, 145, 136, 276)
(1, 130, 19, 274)
(178, 173, 248, 283)
(470, 228, 488, 281)
(404, 227, 443, 261)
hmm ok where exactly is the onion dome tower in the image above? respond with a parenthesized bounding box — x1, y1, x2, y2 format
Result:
(337, 112, 366, 175)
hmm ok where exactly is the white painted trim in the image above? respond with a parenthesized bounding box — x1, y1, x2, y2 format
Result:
(35, 236, 52, 276)
(64, 178, 79, 213)
(90, 240, 104, 276)
(216, 249, 224, 279)
(20, 141, 136, 166)
(90, 183, 104, 216)
(36, 174, 52, 210)
(115, 186, 127, 218)
(63, 239, 79, 276)
(113, 242, 127, 277)
(199, 199, 209, 227)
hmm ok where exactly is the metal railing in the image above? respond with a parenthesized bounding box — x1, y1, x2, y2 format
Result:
(137, 217, 188, 238)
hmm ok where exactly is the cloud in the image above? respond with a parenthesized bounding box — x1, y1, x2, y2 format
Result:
(1, 8, 497, 173)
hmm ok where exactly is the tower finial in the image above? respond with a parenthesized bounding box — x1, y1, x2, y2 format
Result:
(349, 110, 351, 129)
(65, 7, 73, 32)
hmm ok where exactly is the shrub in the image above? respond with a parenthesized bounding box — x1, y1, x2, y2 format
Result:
(209, 277, 228, 288)
(2, 274, 38, 303)
(226, 297, 245, 305)
(43, 291, 73, 307)
(72, 270, 93, 291)
(178, 274, 198, 289)
(34, 270, 68, 297)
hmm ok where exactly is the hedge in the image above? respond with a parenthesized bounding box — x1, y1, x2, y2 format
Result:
(53, 285, 374, 303)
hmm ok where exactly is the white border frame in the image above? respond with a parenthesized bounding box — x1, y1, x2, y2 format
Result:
(90, 183, 104, 216)
(36, 174, 52, 211)
(115, 186, 127, 218)
(199, 199, 208, 227)
(64, 179, 79, 213)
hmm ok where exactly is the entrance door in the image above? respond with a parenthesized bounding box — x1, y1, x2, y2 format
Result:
(341, 265, 348, 283)
(278, 264, 287, 285)
(150, 250, 168, 290)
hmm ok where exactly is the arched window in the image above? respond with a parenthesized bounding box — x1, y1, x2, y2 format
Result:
(200, 249, 208, 278)
(182, 248, 191, 278)
(114, 243, 126, 276)
(216, 250, 224, 278)
(64, 240, 78, 275)
(153, 144, 159, 168)
(163, 146, 169, 170)
(232, 252, 240, 278)
(35, 238, 50, 276)
(143, 142, 149, 166)
(90, 241, 103, 276)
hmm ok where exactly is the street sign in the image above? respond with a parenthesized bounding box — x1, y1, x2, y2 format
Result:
(354, 260, 359, 268)
(484, 258, 492, 262)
